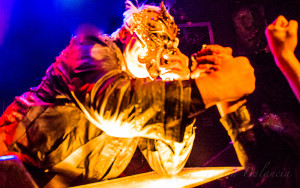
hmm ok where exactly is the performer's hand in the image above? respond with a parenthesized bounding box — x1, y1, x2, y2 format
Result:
(159, 49, 190, 81)
(191, 45, 233, 79)
(194, 44, 233, 57)
(195, 55, 255, 108)
(0, 104, 24, 126)
(265, 15, 298, 62)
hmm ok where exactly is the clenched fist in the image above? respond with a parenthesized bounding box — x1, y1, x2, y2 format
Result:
(265, 15, 298, 62)
(265, 15, 300, 102)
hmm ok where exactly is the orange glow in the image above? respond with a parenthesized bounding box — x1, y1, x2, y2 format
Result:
(72, 167, 244, 188)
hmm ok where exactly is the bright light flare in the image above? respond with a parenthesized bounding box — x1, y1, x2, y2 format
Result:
(0, 155, 17, 161)
(73, 167, 244, 188)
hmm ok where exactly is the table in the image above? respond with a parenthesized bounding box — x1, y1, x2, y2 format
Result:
(73, 167, 244, 188)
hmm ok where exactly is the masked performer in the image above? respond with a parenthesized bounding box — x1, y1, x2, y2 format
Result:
(0, 1, 255, 187)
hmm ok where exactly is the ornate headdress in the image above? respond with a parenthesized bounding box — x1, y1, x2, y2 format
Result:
(127, 2, 180, 79)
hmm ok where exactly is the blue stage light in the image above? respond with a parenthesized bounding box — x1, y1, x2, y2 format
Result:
(0, 155, 18, 161)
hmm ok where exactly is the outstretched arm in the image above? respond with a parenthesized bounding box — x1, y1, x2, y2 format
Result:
(265, 15, 300, 102)
(53, 35, 195, 143)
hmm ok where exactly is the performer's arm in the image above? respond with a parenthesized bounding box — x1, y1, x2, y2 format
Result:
(266, 15, 300, 102)
(137, 45, 256, 175)
(52, 35, 195, 143)
(217, 102, 299, 187)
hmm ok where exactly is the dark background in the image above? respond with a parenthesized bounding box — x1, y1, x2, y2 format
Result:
(0, 0, 299, 170)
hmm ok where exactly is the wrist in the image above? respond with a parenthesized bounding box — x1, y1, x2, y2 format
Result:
(273, 50, 296, 65)
(219, 105, 253, 141)
(274, 51, 299, 73)
(217, 99, 247, 117)
(195, 76, 221, 108)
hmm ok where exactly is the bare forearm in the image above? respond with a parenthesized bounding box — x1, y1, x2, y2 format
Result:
(274, 51, 300, 102)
